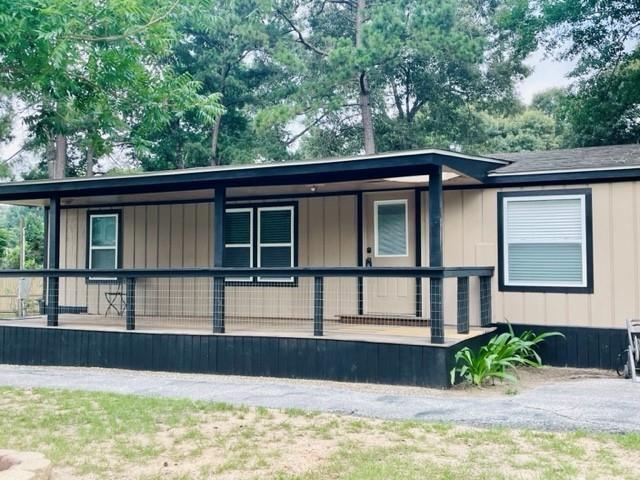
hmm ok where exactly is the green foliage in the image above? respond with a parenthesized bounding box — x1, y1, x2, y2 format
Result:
(0, 206, 45, 269)
(0, 0, 223, 177)
(275, 0, 534, 158)
(450, 326, 564, 387)
(512, 1, 640, 148)
(560, 54, 640, 146)
(473, 108, 563, 153)
(137, 0, 290, 169)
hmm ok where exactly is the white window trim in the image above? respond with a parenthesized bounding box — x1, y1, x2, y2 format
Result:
(88, 213, 119, 280)
(225, 208, 254, 282)
(257, 205, 295, 283)
(374, 199, 409, 258)
(502, 193, 588, 288)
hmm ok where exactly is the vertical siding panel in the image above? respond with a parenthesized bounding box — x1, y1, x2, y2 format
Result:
(157, 205, 172, 321)
(590, 183, 613, 327)
(323, 197, 340, 318)
(76, 209, 87, 310)
(133, 206, 147, 318)
(481, 188, 501, 324)
(463, 191, 483, 324)
(611, 182, 635, 327)
(145, 205, 159, 316)
(195, 203, 211, 317)
(443, 191, 463, 325)
(133, 206, 147, 268)
(182, 203, 197, 316)
(122, 207, 135, 267)
(339, 196, 357, 316)
(170, 204, 184, 318)
(545, 294, 567, 326)
(524, 293, 546, 325)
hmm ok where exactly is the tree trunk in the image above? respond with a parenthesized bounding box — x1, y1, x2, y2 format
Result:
(355, 0, 376, 154)
(46, 137, 56, 179)
(50, 134, 66, 179)
(85, 146, 94, 177)
(210, 115, 222, 166)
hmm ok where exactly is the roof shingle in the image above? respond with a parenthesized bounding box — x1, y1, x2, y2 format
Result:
(489, 144, 640, 174)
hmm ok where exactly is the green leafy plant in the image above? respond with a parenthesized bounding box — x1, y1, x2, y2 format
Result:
(450, 326, 564, 387)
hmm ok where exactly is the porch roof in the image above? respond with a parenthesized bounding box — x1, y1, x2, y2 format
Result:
(0, 148, 506, 204)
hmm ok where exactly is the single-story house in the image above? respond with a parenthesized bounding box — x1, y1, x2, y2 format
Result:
(0, 144, 637, 387)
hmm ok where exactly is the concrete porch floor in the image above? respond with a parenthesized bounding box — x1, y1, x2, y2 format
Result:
(0, 314, 493, 346)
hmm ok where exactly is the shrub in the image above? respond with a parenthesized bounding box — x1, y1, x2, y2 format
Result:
(450, 326, 564, 387)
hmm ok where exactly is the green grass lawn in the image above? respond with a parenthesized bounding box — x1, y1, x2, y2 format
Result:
(0, 386, 637, 479)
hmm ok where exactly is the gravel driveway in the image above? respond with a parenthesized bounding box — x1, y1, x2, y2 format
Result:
(0, 364, 638, 433)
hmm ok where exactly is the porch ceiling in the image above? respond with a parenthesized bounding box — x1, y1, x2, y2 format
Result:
(0, 148, 504, 207)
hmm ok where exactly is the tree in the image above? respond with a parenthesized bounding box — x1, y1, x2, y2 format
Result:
(473, 108, 562, 153)
(271, 0, 533, 158)
(0, 0, 223, 179)
(560, 53, 640, 146)
(519, 0, 640, 147)
(137, 0, 291, 170)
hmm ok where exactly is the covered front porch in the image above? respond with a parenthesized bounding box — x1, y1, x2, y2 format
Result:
(0, 149, 505, 385)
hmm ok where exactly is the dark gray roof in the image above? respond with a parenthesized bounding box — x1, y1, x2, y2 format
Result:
(489, 144, 640, 175)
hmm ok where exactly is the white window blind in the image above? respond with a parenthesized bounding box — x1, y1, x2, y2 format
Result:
(257, 206, 294, 282)
(374, 200, 408, 257)
(224, 208, 253, 282)
(503, 195, 587, 287)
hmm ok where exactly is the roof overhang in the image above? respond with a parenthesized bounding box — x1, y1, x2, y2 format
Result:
(0, 149, 507, 202)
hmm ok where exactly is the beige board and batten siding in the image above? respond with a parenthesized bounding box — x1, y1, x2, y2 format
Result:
(419, 181, 639, 329)
(58, 196, 358, 320)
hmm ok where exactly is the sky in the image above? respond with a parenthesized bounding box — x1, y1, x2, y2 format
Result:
(517, 49, 576, 104)
(1, 48, 577, 171)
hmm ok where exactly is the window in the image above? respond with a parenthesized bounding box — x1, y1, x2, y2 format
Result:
(87, 211, 121, 280)
(224, 208, 253, 282)
(499, 190, 593, 293)
(374, 200, 408, 257)
(224, 204, 296, 284)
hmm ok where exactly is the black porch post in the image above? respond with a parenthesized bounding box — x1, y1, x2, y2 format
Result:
(213, 186, 226, 333)
(47, 197, 60, 326)
(428, 166, 444, 344)
(314, 276, 324, 336)
(126, 277, 136, 330)
(456, 277, 469, 334)
(356, 192, 364, 315)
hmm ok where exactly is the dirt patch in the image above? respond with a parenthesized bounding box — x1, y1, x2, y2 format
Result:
(450, 366, 615, 396)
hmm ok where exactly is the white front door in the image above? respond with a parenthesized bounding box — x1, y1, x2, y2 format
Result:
(363, 191, 416, 315)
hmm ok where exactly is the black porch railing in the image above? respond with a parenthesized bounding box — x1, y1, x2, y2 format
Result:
(0, 266, 494, 344)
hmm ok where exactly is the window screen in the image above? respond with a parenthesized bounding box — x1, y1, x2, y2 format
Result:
(375, 200, 408, 256)
(503, 195, 587, 287)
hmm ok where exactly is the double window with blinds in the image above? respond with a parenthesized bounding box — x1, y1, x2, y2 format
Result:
(224, 204, 296, 284)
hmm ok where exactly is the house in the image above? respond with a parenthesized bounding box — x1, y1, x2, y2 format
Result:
(0, 144, 637, 387)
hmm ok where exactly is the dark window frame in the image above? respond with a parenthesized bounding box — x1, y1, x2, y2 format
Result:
(85, 209, 123, 285)
(497, 189, 593, 294)
(224, 201, 299, 287)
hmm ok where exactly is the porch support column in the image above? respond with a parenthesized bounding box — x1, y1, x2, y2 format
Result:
(46, 197, 60, 327)
(456, 277, 469, 334)
(428, 166, 444, 344)
(213, 186, 226, 334)
(480, 276, 492, 327)
(356, 192, 364, 315)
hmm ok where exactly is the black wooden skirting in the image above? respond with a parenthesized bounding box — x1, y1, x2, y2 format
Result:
(499, 323, 627, 370)
(0, 325, 496, 388)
